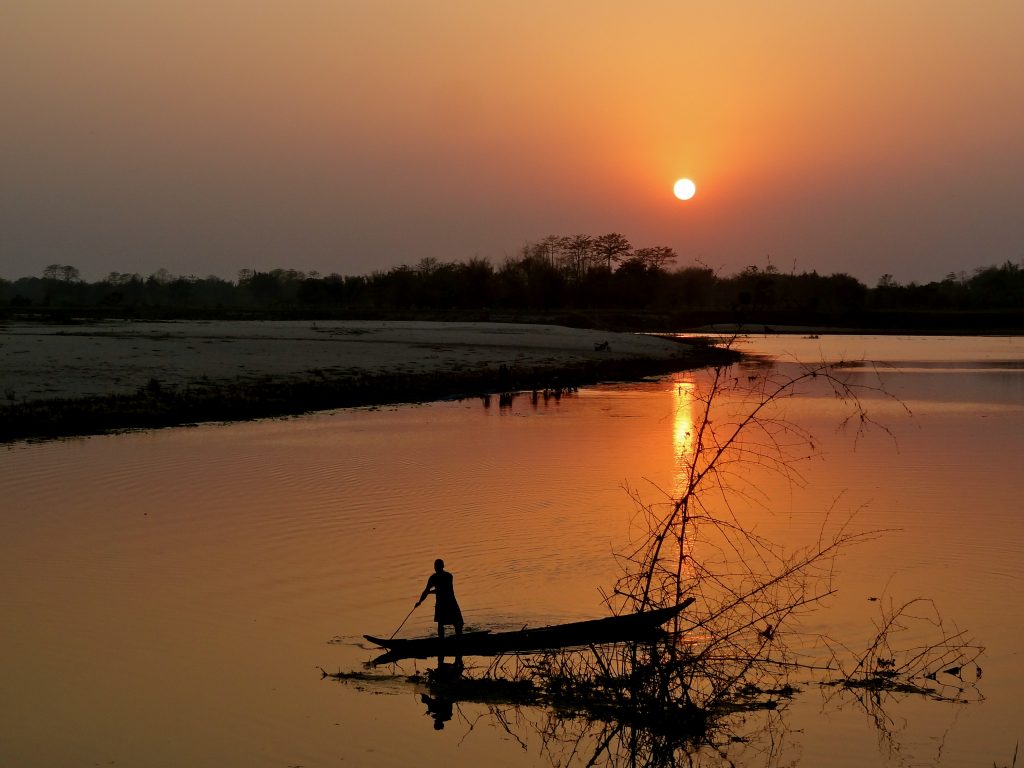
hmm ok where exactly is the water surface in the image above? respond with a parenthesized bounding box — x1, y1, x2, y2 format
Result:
(1, 335, 1021, 766)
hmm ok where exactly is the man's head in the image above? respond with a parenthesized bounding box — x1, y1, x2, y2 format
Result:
(434, 558, 444, 572)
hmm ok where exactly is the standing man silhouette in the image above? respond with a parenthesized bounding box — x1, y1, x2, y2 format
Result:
(417, 558, 464, 667)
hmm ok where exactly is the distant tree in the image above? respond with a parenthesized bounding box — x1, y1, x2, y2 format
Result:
(673, 266, 717, 307)
(593, 233, 632, 270)
(496, 253, 565, 308)
(148, 268, 173, 285)
(42, 264, 80, 282)
(459, 257, 495, 307)
(416, 260, 463, 308)
(966, 260, 1024, 308)
(877, 273, 897, 289)
(296, 277, 327, 306)
(415, 257, 440, 276)
(824, 272, 868, 313)
(630, 246, 678, 271)
(728, 266, 777, 310)
(531, 235, 563, 267)
(611, 258, 656, 308)
(241, 271, 284, 304)
(495, 257, 529, 306)
(558, 234, 594, 281)
(369, 265, 416, 308)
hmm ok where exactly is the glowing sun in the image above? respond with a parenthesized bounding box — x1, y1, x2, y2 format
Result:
(673, 178, 697, 201)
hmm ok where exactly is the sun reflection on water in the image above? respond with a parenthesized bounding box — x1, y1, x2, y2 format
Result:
(672, 377, 697, 497)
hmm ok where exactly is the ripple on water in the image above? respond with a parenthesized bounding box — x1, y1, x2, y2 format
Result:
(2, 337, 1023, 767)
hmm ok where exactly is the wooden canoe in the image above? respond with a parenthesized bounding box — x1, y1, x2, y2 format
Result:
(364, 598, 694, 665)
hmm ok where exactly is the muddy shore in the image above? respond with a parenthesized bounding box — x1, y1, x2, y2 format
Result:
(1, 320, 734, 443)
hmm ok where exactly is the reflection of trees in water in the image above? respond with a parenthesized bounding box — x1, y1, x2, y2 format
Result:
(820, 596, 983, 768)
(533, 706, 794, 768)
(334, 355, 985, 766)
(411, 670, 794, 767)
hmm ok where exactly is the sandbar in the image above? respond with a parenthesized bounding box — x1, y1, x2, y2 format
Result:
(0, 320, 726, 441)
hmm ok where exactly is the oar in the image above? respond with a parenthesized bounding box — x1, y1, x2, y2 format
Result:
(389, 602, 420, 641)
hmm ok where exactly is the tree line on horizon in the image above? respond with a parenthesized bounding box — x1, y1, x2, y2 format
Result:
(1, 233, 1022, 318)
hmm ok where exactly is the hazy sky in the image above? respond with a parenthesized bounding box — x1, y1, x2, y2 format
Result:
(3, 1, 1023, 284)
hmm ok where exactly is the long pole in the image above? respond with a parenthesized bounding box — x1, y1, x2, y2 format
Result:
(388, 603, 419, 641)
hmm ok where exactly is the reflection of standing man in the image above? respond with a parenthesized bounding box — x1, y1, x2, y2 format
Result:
(417, 558, 464, 666)
(421, 693, 453, 730)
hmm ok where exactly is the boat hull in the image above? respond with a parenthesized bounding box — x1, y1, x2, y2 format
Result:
(364, 599, 694, 665)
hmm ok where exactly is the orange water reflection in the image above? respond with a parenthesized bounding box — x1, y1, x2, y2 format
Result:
(1, 338, 1023, 766)
(672, 377, 698, 497)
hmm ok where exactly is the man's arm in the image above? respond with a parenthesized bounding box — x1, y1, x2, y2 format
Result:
(416, 574, 436, 605)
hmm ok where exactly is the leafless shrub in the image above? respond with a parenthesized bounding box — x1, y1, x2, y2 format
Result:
(824, 596, 984, 701)
(525, 355, 978, 765)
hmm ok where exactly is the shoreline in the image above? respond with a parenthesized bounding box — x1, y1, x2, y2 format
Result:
(7, 305, 1023, 336)
(0, 320, 736, 444)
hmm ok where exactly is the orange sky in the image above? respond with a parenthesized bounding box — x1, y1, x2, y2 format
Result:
(3, 1, 1023, 282)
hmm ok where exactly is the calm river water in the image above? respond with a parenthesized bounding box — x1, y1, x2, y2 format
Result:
(1, 335, 1021, 767)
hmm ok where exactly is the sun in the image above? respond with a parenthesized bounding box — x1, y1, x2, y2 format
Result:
(673, 178, 697, 201)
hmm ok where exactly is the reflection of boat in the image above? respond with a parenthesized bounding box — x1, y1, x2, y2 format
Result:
(365, 598, 695, 665)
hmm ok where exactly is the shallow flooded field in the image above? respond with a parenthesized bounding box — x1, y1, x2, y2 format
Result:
(1, 335, 1021, 766)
